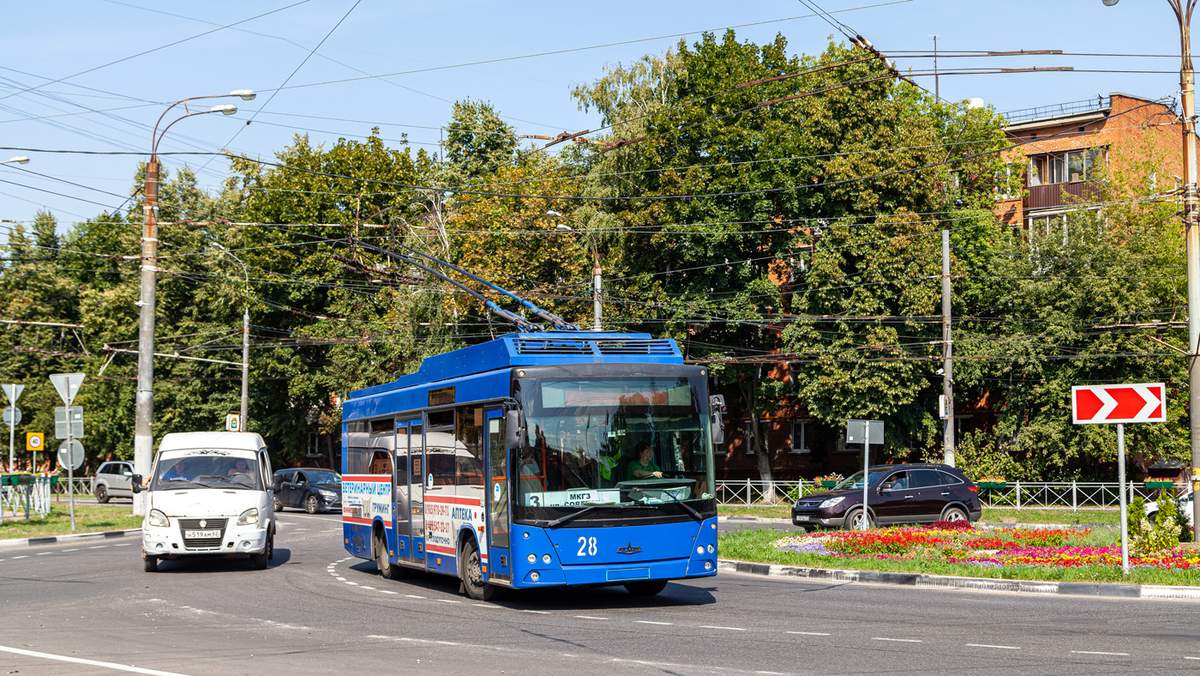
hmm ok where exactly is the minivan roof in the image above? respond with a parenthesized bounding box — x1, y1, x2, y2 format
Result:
(157, 432, 265, 452)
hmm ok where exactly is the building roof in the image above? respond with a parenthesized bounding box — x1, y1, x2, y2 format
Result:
(1001, 93, 1176, 130)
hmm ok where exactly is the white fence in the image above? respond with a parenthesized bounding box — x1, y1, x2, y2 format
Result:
(51, 477, 93, 497)
(714, 479, 1187, 509)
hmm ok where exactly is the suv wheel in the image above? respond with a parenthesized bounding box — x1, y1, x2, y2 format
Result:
(96, 484, 109, 503)
(844, 508, 875, 530)
(941, 506, 968, 522)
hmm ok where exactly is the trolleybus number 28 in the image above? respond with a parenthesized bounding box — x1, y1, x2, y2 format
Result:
(578, 536, 597, 557)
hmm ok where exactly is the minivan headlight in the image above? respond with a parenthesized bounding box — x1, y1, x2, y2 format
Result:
(237, 508, 259, 526)
(148, 509, 169, 528)
(818, 496, 847, 509)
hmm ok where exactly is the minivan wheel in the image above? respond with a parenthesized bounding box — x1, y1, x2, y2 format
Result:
(942, 506, 968, 522)
(845, 508, 875, 530)
(273, 494, 283, 512)
(250, 547, 269, 570)
(96, 484, 109, 504)
(305, 495, 320, 514)
(143, 550, 158, 573)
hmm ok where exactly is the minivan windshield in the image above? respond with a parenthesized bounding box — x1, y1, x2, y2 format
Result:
(152, 450, 263, 491)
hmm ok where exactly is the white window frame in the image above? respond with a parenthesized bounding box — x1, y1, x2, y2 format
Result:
(790, 419, 812, 454)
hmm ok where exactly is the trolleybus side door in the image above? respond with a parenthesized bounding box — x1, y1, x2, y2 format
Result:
(394, 419, 412, 560)
(410, 422, 426, 560)
(485, 408, 511, 583)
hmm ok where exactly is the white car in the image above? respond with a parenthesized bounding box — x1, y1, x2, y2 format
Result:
(134, 432, 278, 572)
(1145, 490, 1195, 526)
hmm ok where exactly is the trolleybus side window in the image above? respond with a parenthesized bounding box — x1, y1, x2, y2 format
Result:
(456, 405, 484, 488)
(346, 420, 370, 474)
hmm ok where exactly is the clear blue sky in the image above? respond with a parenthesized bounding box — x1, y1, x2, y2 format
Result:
(0, 0, 1186, 229)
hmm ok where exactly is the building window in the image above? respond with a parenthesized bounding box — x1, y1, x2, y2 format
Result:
(1029, 149, 1102, 186)
(790, 420, 812, 454)
(996, 161, 1022, 199)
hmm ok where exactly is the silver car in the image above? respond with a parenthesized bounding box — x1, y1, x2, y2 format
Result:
(93, 461, 135, 503)
(1146, 489, 1194, 527)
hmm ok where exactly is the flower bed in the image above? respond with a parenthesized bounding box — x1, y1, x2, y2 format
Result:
(772, 522, 1200, 571)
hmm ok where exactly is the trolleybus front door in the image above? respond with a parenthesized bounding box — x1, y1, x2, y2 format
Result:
(410, 422, 426, 560)
(485, 408, 511, 583)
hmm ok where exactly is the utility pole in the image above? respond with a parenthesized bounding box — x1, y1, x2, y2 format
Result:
(930, 35, 940, 101)
(1177, 1, 1200, 533)
(591, 251, 602, 332)
(942, 228, 954, 466)
(133, 159, 159, 516)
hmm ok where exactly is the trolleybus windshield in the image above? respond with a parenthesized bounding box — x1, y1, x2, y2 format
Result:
(514, 376, 714, 521)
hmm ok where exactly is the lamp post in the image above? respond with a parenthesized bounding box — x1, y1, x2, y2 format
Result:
(1102, 0, 1200, 529)
(211, 242, 250, 428)
(133, 90, 253, 516)
(547, 210, 602, 331)
(0, 156, 30, 167)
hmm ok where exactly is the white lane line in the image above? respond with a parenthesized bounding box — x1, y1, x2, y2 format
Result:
(575, 616, 608, 620)
(344, 581, 359, 586)
(967, 644, 1021, 650)
(360, 586, 375, 590)
(36, 552, 51, 556)
(114, 543, 132, 547)
(335, 577, 347, 581)
(872, 638, 922, 643)
(521, 609, 549, 614)
(1185, 656, 1200, 660)
(438, 599, 461, 604)
(1071, 651, 1129, 656)
(11, 555, 27, 559)
(787, 631, 830, 636)
(379, 590, 397, 595)
(292, 528, 309, 532)
(405, 594, 426, 599)
(63, 548, 79, 552)
(88, 545, 107, 549)
(700, 626, 746, 631)
(635, 620, 673, 626)
(0, 644, 189, 675)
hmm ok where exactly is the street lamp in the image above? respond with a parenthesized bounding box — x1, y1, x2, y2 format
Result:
(211, 241, 251, 430)
(0, 156, 30, 166)
(1101, 0, 1200, 530)
(133, 90, 252, 516)
(547, 210, 602, 331)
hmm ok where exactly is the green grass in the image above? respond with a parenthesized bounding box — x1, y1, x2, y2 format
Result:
(718, 504, 1122, 525)
(0, 503, 142, 539)
(719, 527, 1200, 587)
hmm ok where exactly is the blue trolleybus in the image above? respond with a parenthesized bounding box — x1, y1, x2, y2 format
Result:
(340, 330, 726, 599)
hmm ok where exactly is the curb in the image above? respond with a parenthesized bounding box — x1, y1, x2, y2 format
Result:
(717, 559, 1200, 600)
(0, 528, 141, 549)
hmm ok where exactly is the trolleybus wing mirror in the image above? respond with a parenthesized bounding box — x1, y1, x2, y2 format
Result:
(709, 395, 727, 446)
(505, 409, 526, 450)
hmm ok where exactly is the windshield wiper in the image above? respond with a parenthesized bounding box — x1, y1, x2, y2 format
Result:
(655, 487, 705, 521)
(546, 503, 654, 528)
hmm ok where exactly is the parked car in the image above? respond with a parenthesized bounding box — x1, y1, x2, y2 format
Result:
(792, 463, 981, 530)
(93, 461, 135, 503)
(1145, 489, 1194, 526)
(273, 468, 342, 514)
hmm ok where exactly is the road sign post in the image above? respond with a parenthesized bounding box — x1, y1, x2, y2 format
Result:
(48, 373, 84, 531)
(1071, 383, 1167, 575)
(847, 419, 884, 531)
(2, 384, 23, 472)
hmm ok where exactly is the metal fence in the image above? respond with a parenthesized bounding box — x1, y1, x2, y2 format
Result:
(714, 479, 1187, 510)
(51, 477, 93, 497)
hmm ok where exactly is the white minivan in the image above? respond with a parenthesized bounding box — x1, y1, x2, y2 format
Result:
(134, 432, 278, 572)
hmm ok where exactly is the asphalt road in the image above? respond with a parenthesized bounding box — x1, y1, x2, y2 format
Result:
(3, 511, 1200, 676)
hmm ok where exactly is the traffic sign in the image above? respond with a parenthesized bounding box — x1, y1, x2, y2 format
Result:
(1072, 383, 1166, 425)
(26, 432, 43, 451)
(54, 406, 84, 439)
(2, 406, 20, 426)
(226, 413, 241, 432)
(1, 384, 23, 405)
(57, 440, 84, 470)
(48, 372, 85, 406)
(846, 419, 884, 445)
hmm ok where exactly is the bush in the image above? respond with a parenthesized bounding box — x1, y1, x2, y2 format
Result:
(1172, 490, 1194, 544)
(1131, 490, 1181, 557)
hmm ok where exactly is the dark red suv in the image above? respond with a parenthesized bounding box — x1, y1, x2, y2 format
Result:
(791, 463, 981, 530)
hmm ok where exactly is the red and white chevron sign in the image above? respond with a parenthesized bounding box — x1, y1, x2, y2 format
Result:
(1071, 383, 1166, 425)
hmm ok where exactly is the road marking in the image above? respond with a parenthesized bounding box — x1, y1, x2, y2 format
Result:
(36, 552, 51, 556)
(1185, 656, 1200, 660)
(474, 603, 499, 608)
(335, 577, 347, 581)
(575, 615, 608, 620)
(292, 528, 309, 532)
(63, 548, 79, 552)
(872, 637, 922, 643)
(0, 644, 189, 675)
(787, 631, 830, 636)
(520, 609, 549, 614)
(700, 626, 746, 631)
(635, 620, 673, 626)
(405, 594, 425, 599)
(379, 590, 397, 595)
(360, 586, 374, 590)
(967, 644, 1020, 650)
(344, 581, 359, 586)
(89, 545, 107, 549)
(11, 555, 27, 559)
(437, 599, 460, 604)
(1071, 651, 1129, 656)
(115, 543, 132, 547)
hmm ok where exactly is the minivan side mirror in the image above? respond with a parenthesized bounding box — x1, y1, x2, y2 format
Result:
(131, 475, 144, 494)
(271, 477, 282, 493)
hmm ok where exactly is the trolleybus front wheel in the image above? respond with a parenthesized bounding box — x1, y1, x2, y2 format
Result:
(624, 579, 668, 596)
(461, 538, 498, 601)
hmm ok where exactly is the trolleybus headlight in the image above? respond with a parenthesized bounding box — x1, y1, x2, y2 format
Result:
(527, 554, 536, 564)
(530, 571, 540, 581)
(705, 561, 713, 570)
(697, 546, 704, 554)
(237, 508, 259, 526)
(542, 554, 551, 564)
(148, 509, 169, 528)
(707, 544, 714, 553)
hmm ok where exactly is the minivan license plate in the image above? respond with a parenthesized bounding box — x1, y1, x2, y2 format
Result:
(185, 529, 220, 539)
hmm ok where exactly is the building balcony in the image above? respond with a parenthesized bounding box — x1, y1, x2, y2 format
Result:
(1027, 181, 1101, 211)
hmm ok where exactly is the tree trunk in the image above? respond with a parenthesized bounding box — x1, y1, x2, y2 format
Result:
(741, 365, 776, 503)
